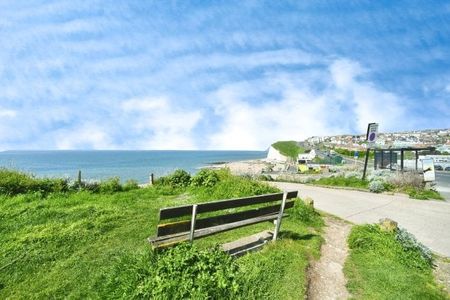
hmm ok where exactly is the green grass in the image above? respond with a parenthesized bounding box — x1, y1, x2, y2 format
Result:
(272, 141, 305, 159)
(344, 225, 448, 299)
(407, 188, 445, 200)
(310, 175, 369, 189)
(0, 170, 323, 299)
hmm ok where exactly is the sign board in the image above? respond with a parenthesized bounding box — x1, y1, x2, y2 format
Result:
(366, 123, 379, 147)
(422, 158, 435, 182)
(354, 151, 359, 159)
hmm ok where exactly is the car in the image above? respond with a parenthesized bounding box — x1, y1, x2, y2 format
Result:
(435, 165, 443, 171)
(445, 166, 450, 171)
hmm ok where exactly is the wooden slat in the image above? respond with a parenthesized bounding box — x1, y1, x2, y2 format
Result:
(149, 213, 286, 248)
(159, 191, 298, 220)
(157, 200, 295, 236)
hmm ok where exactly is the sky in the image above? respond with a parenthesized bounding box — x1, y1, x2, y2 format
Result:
(0, 0, 449, 150)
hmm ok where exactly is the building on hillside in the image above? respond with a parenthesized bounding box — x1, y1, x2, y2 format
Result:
(297, 149, 316, 164)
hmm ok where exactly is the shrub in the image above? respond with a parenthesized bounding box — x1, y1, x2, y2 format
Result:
(369, 180, 385, 193)
(191, 169, 279, 201)
(191, 169, 220, 188)
(102, 244, 240, 299)
(395, 227, 433, 268)
(388, 172, 424, 190)
(99, 177, 122, 193)
(348, 224, 433, 270)
(0, 168, 69, 196)
(292, 198, 323, 226)
(123, 179, 139, 191)
(344, 171, 360, 179)
(159, 169, 192, 188)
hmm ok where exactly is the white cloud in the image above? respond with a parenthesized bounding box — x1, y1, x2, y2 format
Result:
(208, 59, 408, 150)
(120, 97, 202, 149)
(0, 108, 17, 118)
(54, 123, 114, 150)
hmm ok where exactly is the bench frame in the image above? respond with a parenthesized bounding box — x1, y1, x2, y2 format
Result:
(148, 191, 298, 250)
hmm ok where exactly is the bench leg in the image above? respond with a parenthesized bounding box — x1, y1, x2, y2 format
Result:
(189, 204, 198, 243)
(273, 191, 288, 241)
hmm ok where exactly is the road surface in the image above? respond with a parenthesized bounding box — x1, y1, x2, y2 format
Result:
(270, 182, 450, 257)
(436, 171, 450, 201)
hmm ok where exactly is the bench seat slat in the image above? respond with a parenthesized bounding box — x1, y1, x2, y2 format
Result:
(149, 213, 286, 248)
(157, 200, 295, 236)
(159, 191, 298, 220)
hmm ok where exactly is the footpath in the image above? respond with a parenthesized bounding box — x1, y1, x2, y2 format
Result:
(270, 182, 450, 257)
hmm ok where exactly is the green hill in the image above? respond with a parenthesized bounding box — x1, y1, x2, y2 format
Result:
(271, 141, 305, 159)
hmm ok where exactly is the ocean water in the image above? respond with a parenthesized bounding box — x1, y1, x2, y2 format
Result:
(0, 150, 266, 183)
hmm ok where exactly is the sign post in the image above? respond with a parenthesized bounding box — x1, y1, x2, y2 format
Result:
(363, 123, 379, 180)
(421, 158, 435, 182)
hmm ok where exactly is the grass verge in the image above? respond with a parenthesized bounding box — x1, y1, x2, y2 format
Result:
(344, 224, 448, 299)
(0, 169, 323, 299)
(310, 175, 369, 189)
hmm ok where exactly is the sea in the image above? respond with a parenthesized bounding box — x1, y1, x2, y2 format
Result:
(0, 150, 267, 183)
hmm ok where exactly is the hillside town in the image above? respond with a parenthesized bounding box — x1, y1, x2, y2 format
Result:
(305, 128, 450, 153)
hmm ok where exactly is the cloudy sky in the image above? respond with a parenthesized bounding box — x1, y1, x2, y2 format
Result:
(0, 1, 449, 150)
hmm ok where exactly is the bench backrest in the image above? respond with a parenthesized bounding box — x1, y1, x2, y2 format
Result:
(151, 191, 298, 248)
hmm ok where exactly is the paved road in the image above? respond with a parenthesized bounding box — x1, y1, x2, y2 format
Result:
(436, 171, 450, 201)
(270, 182, 450, 257)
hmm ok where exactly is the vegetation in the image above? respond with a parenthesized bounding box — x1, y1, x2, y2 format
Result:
(0, 168, 323, 299)
(0, 168, 140, 196)
(308, 171, 444, 200)
(334, 148, 374, 159)
(345, 224, 448, 299)
(407, 188, 444, 200)
(310, 175, 369, 189)
(272, 141, 305, 159)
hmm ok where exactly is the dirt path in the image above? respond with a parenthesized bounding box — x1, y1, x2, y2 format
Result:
(308, 216, 352, 300)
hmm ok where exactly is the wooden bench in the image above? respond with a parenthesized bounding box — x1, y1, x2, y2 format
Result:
(148, 191, 298, 254)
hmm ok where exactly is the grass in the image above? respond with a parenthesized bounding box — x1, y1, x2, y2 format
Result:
(272, 141, 305, 159)
(407, 188, 445, 200)
(310, 175, 369, 189)
(0, 169, 324, 299)
(344, 225, 448, 299)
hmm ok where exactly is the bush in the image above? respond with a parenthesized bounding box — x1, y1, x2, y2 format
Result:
(395, 227, 433, 268)
(99, 177, 122, 193)
(292, 198, 323, 226)
(348, 224, 432, 270)
(191, 169, 279, 201)
(159, 169, 192, 188)
(369, 180, 385, 193)
(388, 172, 424, 190)
(191, 169, 220, 188)
(102, 244, 240, 299)
(123, 179, 139, 191)
(0, 168, 69, 196)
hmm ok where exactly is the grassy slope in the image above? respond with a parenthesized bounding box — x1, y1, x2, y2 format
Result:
(344, 225, 448, 299)
(0, 177, 323, 299)
(272, 141, 305, 159)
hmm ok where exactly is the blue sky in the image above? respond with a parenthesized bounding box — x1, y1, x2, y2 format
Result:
(0, 0, 449, 150)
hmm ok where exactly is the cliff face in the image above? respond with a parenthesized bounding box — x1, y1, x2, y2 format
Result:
(266, 146, 289, 162)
